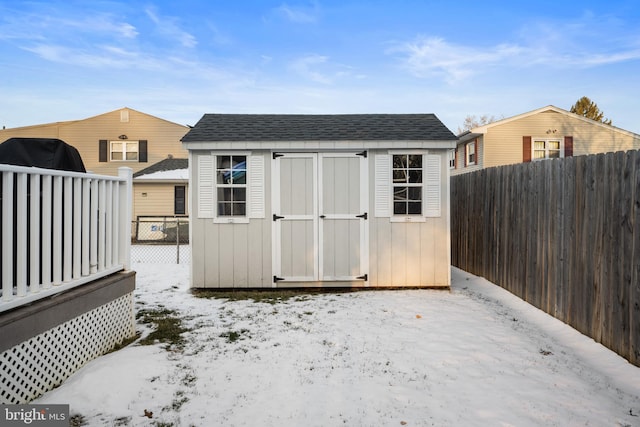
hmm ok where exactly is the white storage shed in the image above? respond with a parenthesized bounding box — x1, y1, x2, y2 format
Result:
(181, 114, 458, 288)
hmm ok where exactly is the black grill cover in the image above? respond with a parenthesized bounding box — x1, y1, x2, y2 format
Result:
(0, 138, 86, 172)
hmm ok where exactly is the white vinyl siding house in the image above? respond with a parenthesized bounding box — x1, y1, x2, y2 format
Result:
(182, 114, 457, 289)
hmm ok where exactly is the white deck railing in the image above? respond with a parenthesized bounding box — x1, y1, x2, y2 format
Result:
(1, 165, 132, 313)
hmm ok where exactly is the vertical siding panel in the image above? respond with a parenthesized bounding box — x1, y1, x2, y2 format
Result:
(233, 225, 249, 287)
(190, 219, 206, 287)
(218, 225, 234, 286)
(420, 220, 434, 285)
(390, 223, 407, 286)
(373, 219, 392, 286)
(405, 223, 421, 285)
(247, 223, 266, 286)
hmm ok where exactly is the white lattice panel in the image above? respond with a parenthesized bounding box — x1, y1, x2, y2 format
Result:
(0, 292, 135, 404)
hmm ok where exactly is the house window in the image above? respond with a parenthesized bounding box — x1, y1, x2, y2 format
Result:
(448, 149, 456, 169)
(175, 186, 186, 215)
(392, 154, 422, 215)
(216, 155, 247, 216)
(466, 141, 476, 166)
(110, 141, 138, 161)
(533, 138, 563, 160)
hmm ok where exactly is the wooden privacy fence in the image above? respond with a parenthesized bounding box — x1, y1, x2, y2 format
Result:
(451, 150, 640, 367)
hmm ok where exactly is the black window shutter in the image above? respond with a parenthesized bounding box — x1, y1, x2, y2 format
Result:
(99, 140, 108, 162)
(139, 140, 148, 162)
(175, 185, 186, 215)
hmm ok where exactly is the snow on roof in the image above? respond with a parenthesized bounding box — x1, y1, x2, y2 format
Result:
(134, 168, 188, 180)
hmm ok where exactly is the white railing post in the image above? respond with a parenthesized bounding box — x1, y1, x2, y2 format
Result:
(63, 176, 73, 282)
(105, 181, 113, 268)
(16, 173, 27, 296)
(81, 178, 90, 276)
(42, 175, 52, 289)
(90, 178, 98, 274)
(73, 177, 82, 279)
(98, 179, 106, 271)
(118, 167, 133, 270)
(2, 171, 14, 301)
(112, 182, 120, 267)
(30, 174, 41, 292)
(52, 176, 63, 285)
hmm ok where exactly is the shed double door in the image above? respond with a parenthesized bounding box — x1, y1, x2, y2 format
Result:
(273, 152, 368, 282)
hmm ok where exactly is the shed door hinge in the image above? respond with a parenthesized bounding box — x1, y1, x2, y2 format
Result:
(273, 214, 285, 221)
(273, 152, 284, 159)
(356, 212, 368, 220)
(356, 151, 367, 158)
(357, 274, 368, 281)
(273, 275, 285, 282)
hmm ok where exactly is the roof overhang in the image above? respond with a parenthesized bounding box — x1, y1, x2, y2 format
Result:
(182, 139, 458, 151)
(457, 133, 482, 144)
(133, 178, 188, 184)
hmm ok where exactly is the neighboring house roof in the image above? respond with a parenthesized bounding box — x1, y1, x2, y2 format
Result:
(182, 114, 457, 142)
(133, 158, 188, 180)
(1, 107, 188, 133)
(458, 105, 640, 143)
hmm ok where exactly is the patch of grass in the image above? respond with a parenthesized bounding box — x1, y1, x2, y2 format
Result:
(171, 391, 189, 411)
(192, 289, 351, 304)
(69, 414, 87, 427)
(137, 307, 190, 350)
(113, 416, 132, 426)
(107, 332, 141, 354)
(181, 372, 197, 386)
(219, 328, 251, 343)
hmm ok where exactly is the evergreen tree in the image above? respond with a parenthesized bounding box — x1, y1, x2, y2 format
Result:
(570, 96, 612, 125)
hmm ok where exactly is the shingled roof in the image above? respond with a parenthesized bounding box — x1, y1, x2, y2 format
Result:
(133, 157, 188, 178)
(181, 114, 457, 142)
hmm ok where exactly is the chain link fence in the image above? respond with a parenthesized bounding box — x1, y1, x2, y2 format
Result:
(131, 217, 190, 264)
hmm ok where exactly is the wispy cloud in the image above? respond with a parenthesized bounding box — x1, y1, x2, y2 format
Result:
(0, 9, 138, 42)
(288, 54, 358, 84)
(393, 13, 640, 83)
(290, 54, 332, 83)
(145, 7, 197, 48)
(276, 2, 320, 23)
(392, 37, 523, 83)
(22, 43, 161, 69)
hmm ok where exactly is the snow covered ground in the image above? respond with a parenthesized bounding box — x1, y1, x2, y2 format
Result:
(35, 263, 640, 426)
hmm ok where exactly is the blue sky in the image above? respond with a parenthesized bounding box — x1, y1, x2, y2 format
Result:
(1, 0, 639, 133)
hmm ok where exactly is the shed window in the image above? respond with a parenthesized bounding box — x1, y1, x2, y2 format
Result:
(111, 141, 138, 161)
(392, 154, 423, 215)
(216, 155, 247, 216)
